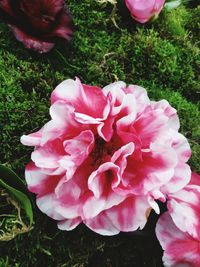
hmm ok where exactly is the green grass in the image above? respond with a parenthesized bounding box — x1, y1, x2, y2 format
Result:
(0, 1, 199, 266)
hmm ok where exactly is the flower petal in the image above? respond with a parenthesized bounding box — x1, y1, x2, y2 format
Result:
(25, 162, 61, 195)
(51, 78, 109, 123)
(161, 163, 191, 195)
(36, 193, 65, 220)
(156, 212, 200, 267)
(57, 217, 82, 231)
(10, 26, 55, 53)
(167, 175, 200, 240)
(21, 130, 42, 146)
(85, 196, 151, 235)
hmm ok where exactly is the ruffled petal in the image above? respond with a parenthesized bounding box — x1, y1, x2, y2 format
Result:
(167, 173, 200, 240)
(121, 143, 177, 195)
(151, 100, 180, 130)
(161, 163, 191, 195)
(51, 78, 110, 124)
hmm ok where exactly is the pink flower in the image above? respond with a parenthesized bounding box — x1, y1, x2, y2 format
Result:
(156, 173, 200, 266)
(21, 78, 191, 235)
(0, 0, 74, 53)
(125, 0, 165, 23)
(156, 212, 200, 267)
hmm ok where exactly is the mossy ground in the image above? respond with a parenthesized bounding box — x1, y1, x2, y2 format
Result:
(0, 1, 199, 266)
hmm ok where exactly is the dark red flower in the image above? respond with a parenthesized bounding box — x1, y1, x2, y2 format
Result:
(0, 0, 74, 53)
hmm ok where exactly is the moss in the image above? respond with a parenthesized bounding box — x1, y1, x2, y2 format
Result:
(187, 5, 200, 41)
(0, 1, 199, 266)
(157, 6, 190, 38)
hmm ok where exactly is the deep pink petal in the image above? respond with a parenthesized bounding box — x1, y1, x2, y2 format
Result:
(10, 26, 55, 53)
(97, 116, 115, 142)
(190, 172, 200, 186)
(103, 81, 126, 116)
(19, 0, 64, 19)
(53, 177, 83, 219)
(103, 81, 136, 117)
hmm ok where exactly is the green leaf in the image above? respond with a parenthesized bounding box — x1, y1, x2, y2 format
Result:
(0, 164, 33, 225)
(0, 164, 26, 193)
(165, 0, 182, 10)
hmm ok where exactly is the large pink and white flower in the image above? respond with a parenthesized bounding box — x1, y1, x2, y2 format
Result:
(21, 78, 191, 235)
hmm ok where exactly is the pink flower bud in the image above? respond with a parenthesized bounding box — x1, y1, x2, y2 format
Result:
(125, 0, 165, 23)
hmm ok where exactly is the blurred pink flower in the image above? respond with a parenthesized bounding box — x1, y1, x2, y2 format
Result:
(21, 78, 191, 235)
(0, 0, 74, 53)
(125, 0, 165, 23)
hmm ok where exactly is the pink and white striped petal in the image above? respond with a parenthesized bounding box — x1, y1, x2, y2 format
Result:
(25, 162, 61, 195)
(51, 78, 110, 124)
(167, 173, 200, 240)
(84, 196, 151, 235)
(120, 143, 177, 196)
(161, 163, 191, 195)
(156, 212, 200, 267)
(151, 100, 180, 131)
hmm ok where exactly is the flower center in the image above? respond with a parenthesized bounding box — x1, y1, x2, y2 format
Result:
(90, 137, 115, 166)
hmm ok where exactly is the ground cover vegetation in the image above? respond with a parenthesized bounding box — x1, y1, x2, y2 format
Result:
(0, 1, 199, 266)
